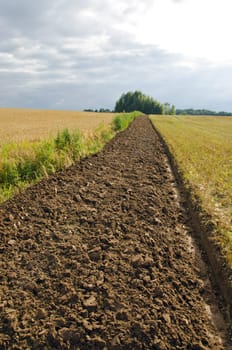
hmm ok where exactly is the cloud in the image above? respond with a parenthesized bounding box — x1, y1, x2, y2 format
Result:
(0, 0, 232, 111)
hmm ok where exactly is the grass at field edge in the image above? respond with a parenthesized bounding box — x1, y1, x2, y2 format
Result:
(150, 115, 232, 268)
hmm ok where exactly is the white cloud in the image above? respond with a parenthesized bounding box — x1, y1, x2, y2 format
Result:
(134, 0, 232, 64)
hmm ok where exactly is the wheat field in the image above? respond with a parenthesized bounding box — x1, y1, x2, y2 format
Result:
(0, 108, 114, 145)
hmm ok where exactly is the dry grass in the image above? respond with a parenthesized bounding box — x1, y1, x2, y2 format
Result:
(0, 108, 114, 145)
(150, 115, 232, 266)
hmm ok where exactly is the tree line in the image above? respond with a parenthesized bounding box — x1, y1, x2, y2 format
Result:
(114, 91, 175, 115)
(84, 91, 175, 115)
(84, 108, 112, 113)
(176, 108, 232, 116)
(84, 91, 232, 116)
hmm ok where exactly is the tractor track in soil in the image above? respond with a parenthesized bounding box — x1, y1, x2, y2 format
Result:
(0, 115, 231, 349)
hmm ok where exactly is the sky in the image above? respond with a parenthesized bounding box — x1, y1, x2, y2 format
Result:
(0, 0, 232, 111)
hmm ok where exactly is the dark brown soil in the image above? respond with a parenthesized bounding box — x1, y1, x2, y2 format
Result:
(0, 116, 231, 349)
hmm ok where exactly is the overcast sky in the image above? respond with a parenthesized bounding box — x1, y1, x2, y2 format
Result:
(1, 0, 232, 111)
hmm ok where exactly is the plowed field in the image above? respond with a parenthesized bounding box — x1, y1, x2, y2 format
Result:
(0, 116, 230, 349)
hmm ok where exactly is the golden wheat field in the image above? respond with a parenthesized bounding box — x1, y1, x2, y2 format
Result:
(0, 108, 114, 145)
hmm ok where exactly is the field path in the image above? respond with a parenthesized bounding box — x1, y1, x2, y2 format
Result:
(0, 116, 230, 349)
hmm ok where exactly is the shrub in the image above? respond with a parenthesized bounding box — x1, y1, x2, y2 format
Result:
(113, 111, 140, 131)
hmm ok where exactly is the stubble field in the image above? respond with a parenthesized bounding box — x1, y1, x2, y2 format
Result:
(150, 115, 232, 266)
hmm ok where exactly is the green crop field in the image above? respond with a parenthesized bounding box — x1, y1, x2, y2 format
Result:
(150, 115, 232, 266)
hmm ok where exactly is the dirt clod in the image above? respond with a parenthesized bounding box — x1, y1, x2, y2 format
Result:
(83, 295, 98, 312)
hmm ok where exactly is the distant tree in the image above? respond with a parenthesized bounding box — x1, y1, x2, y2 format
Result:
(176, 108, 232, 116)
(163, 103, 176, 115)
(170, 105, 176, 115)
(99, 108, 112, 113)
(163, 103, 170, 114)
(84, 108, 112, 113)
(115, 91, 164, 114)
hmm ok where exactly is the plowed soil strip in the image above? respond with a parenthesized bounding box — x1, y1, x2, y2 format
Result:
(0, 116, 230, 349)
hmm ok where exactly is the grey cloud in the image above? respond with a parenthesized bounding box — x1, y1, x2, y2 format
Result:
(0, 0, 54, 37)
(0, 0, 232, 111)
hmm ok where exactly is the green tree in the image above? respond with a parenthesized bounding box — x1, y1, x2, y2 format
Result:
(170, 105, 176, 115)
(115, 91, 164, 114)
(163, 103, 176, 115)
